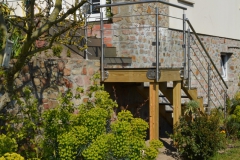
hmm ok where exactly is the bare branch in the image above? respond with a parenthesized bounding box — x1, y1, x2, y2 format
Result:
(29, 22, 78, 55)
(7, 19, 28, 33)
(30, 0, 87, 41)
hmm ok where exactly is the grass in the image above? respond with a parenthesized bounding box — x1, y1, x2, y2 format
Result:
(210, 140, 240, 160)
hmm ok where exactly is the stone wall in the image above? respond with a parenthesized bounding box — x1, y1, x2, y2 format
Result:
(109, 0, 170, 68)
(95, 0, 240, 103)
(12, 54, 100, 109)
(11, 0, 240, 110)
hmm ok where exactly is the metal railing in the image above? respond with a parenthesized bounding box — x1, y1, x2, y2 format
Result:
(185, 19, 228, 113)
(94, 1, 228, 113)
(97, 0, 187, 82)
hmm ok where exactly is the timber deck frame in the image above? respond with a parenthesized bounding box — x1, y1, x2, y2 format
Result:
(102, 67, 183, 83)
(101, 67, 183, 140)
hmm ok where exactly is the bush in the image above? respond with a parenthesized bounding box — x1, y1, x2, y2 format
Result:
(0, 153, 24, 160)
(82, 110, 163, 160)
(225, 92, 240, 139)
(0, 73, 163, 159)
(171, 110, 225, 160)
(0, 134, 17, 157)
(52, 45, 63, 57)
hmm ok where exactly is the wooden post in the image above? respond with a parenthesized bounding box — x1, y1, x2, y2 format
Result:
(173, 81, 181, 125)
(149, 82, 159, 140)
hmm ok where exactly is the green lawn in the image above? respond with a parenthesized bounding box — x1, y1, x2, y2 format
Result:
(210, 140, 240, 160)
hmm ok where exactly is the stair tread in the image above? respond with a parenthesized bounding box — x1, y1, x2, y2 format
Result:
(159, 95, 188, 98)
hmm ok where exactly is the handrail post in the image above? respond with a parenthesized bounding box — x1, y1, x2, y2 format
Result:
(155, 7, 160, 81)
(84, 13, 88, 60)
(208, 63, 211, 113)
(183, 11, 187, 79)
(224, 89, 227, 118)
(100, 12, 104, 81)
(187, 28, 191, 90)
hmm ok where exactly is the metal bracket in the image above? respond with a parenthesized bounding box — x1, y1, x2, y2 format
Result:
(179, 69, 184, 78)
(104, 71, 109, 79)
(146, 69, 161, 80)
(152, 42, 161, 46)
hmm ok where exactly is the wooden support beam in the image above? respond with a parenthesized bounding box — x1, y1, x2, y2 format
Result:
(196, 97, 204, 113)
(149, 82, 159, 140)
(173, 81, 181, 125)
(103, 69, 182, 82)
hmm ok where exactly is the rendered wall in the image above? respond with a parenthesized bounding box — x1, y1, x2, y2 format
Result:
(169, 0, 240, 40)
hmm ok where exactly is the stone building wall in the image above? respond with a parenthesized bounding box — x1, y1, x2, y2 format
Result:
(12, 53, 100, 109)
(11, 0, 240, 110)
(94, 0, 240, 103)
(110, 0, 170, 68)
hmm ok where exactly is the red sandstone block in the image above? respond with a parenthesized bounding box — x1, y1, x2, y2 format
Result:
(105, 44, 112, 47)
(92, 25, 100, 30)
(104, 37, 112, 42)
(63, 68, 71, 76)
(74, 76, 84, 86)
(88, 68, 95, 76)
(58, 61, 65, 71)
(42, 98, 48, 103)
(104, 30, 112, 36)
(84, 76, 91, 85)
(22, 65, 29, 73)
(132, 55, 136, 62)
(63, 78, 73, 88)
(104, 24, 112, 29)
(43, 103, 50, 110)
(83, 98, 89, 103)
(112, 6, 118, 15)
(82, 67, 87, 75)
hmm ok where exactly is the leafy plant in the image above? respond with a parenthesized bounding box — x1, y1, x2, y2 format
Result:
(184, 100, 199, 121)
(52, 45, 63, 57)
(0, 134, 18, 157)
(1, 87, 42, 159)
(0, 73, 162, 159)
(225, 91, 240, 139)
(67, 49, 71, 57)
(0, 153, 24, 160)
(9, 29, 24, 57)
(171, 110, 226, 160)
(82, 110, 163, 160)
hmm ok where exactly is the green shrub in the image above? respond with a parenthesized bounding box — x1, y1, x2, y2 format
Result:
(171, 110, 225, 160)
(82, 110, 163, 160)
(226, 107, 240, 139)
(233, 105, 240, 122)
(1, 87, 42, 159)
(52, 45, 63, 57)
(0, 134, 17, 157)
(225, 91, 240, 139)
(0, 73, 162, 160)
(0, 153, 24, 160)
(67, 49, 71, 57)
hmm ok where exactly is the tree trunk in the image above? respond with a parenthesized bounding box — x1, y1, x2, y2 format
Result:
(0, 92, 10, 111)
(0, 10, 7, 65)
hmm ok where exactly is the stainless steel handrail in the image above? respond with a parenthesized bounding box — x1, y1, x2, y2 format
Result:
(96, 0, 187, 10)
(186, 19, 228, 89)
